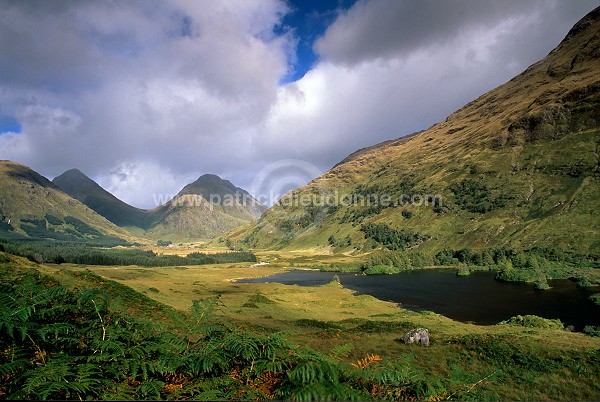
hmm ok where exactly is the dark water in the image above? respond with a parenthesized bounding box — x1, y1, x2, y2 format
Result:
(237, 269, 600, 330)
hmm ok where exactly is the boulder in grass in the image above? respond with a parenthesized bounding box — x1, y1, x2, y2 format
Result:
(403, 328, 430, 346)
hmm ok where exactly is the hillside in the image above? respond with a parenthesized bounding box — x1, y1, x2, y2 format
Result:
(230, 7, 600, 254)
(146, 174, 267, 240)
(53, 169, 150, 228)
(0, 161, 133, 244)
(53, 169, 267, 241)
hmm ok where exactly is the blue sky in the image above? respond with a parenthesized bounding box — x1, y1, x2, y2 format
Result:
(0, 0, 597, 207)
(0, 115, 21, 133)
(278, 0, 357, 82)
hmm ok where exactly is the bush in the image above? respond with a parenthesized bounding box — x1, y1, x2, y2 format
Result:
(456, 264, 470, 276)
(362, 250, 412, 271)
(499, 315, 564, 330)
(576, 276, 593, 288)
(363, 265, 400, 275)
(583, 325, 600, 337)
(450, 179, 509, 213)
(589, 294, 600, 306)
(360, 223, 427, 250)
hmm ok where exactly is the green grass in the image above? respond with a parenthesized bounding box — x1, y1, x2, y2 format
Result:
(10, 246, 596, 400)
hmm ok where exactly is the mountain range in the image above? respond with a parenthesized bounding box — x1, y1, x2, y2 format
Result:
(0, 162, 266, 243)
(1, 7, 599, 254)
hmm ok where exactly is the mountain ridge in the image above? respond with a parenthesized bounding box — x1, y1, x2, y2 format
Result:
(52, 168, 267, 240)
(0, 160, 134, 244)
(53, 168, 149, 228)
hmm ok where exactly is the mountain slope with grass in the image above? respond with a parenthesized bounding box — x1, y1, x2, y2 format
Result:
(0, 161, 133, 245)
(231, 7, 600, 255)
(53, 169, 267, 241)
(53, 169, 150, 228)
(146, 174, 267, 241)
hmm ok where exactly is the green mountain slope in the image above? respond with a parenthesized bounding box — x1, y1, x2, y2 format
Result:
(146, 174, 267, 240)
(53, 169, 150, 228)
(230, 7, 600, 254)
(53, 168, 267, 241)
(0, 161, 133, 244)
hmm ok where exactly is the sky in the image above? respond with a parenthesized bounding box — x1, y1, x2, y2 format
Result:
(0, 0, 598, 208)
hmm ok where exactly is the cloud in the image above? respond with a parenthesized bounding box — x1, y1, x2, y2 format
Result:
(95, 160, 198, 209)
(314, 0, 595, 66)
(0, 0, 597, 208)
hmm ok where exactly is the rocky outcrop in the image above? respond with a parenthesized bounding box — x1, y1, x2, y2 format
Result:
(403, 328, 430, 346)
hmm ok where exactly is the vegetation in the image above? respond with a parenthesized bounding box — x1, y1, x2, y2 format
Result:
(499, 315, 564, 330)
(360, 249, 432, 274)
(0, 253, 497, 401)
(0, 240, 256, 267)
(17, 215, 128, 246)
(360, 223, 427, 251)
(1, 250, 599, 400)
(433, 247, 600, 286)
(450, 179, 511, 213)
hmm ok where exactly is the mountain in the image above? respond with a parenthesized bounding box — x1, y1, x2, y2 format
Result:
(146, 174, 267, 240)
(0, 161, 133, 244)
(53, 169, 149, 228)
(230, 7, 600, 254)
(53, 169, 267, 241)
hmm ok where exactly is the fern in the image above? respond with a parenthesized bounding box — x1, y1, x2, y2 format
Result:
(137, 379, 165, 400)
(223, 332, 262, 361)
(0, 345, 30, 378)
(329, 343, 353, 361)
(351, 353, 382, 369)
(184, 342, 229, 375)
(17, 358, 104, 400)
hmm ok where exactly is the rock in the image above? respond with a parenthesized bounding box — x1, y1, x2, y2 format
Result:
(403, 328, 430, 346)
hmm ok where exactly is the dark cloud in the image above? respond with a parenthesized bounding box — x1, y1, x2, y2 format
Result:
(315, 0, 597, 65)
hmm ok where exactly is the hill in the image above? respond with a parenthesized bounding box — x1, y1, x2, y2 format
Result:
(230, 7, 600, 255)
(0, 161, 133, 245)
(53, 169, 267, 241)
(146, 174, 267, 241)
(53, 168, 150, 228)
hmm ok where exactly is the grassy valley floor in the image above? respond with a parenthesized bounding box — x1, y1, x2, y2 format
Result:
(20, 248, 599, 401)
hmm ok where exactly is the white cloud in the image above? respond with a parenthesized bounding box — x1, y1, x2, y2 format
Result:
(96, 160, 198, 209)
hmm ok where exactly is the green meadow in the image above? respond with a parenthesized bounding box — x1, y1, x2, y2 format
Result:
(2, 248, 599, 400)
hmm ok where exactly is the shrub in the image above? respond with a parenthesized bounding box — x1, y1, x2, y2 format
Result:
(499, 315, 564, 330)
(363, 265, 400, 275)
(589, 294, 600, 306)
(576, 276, 593, 288)
(360, 223, 427, 250)
(450, 179, 509, 213)
(583, 325, 600, 337)
(361, 250, 413, 272)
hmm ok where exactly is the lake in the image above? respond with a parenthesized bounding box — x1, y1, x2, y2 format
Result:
(237, 269, 600, 330)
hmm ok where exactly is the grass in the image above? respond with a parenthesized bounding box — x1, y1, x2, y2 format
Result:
(2, 247, 598, 400)
(38, 248, 600, 399)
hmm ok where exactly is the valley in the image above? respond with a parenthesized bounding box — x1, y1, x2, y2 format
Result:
(1, 5, 600, 401)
